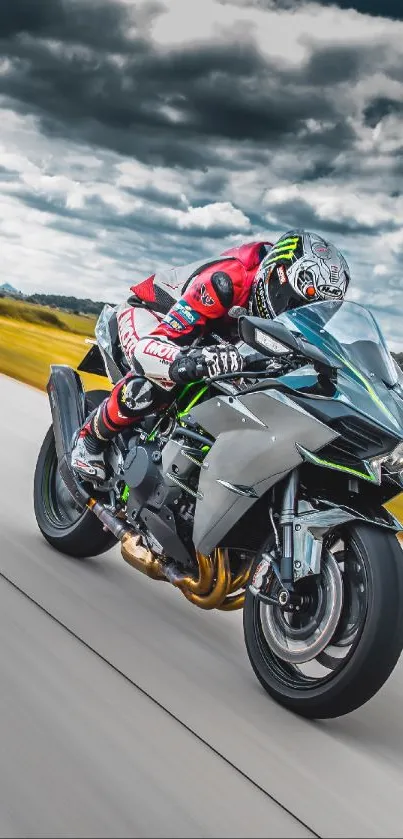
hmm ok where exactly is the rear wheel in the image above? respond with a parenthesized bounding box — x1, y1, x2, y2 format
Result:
(33, 389, 118, 558)
(243, 524, 403, 718)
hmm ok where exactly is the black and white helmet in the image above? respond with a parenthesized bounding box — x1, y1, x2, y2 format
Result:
(252, 230, 351, 319)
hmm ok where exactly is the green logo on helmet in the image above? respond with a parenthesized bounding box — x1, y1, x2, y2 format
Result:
(265, 236, 300, 265)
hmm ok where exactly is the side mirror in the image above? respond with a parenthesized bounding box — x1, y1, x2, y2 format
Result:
(239, 315, 342, 371)
(239, 315, 299, 354)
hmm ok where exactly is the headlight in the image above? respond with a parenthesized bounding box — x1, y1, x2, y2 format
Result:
(383, 442, 403, 474)
(254, 328, 292, 355)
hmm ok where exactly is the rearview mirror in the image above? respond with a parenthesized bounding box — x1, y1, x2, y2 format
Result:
(239, 315, 342, 370)
(239, 315, 299, 354)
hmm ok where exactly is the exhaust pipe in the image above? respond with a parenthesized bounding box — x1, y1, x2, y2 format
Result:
(87, 499, 167, 580)
(87, 498, 248, 610)
(46, 364, 90, 506)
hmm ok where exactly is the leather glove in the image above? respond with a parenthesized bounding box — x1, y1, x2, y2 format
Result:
(169, 345, 243, 384)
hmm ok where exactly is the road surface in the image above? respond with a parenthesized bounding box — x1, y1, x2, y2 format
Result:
(1, 374, 403, 838)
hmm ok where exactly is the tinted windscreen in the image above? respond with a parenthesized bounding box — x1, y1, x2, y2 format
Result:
(276, 300, 398, 388)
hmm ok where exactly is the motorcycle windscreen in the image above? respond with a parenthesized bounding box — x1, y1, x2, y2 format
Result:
(277, 300, 398, 387)
(275, 300, 403, 431)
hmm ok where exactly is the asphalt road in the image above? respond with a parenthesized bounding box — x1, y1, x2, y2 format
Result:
(2, 374, 403, 838)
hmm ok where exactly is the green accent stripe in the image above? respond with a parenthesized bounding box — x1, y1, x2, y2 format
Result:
(265, 251, 297, 264)
(298, 446, 377, 483)
(177, 385, 209, 418)
(177, 381, 203, 402)
(334, 352, 397, 426)
(272, 237, 299, 247)
(267, 238, 299, 256)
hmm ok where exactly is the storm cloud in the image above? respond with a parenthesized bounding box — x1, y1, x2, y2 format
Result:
(0, 0, 402, 346)
(0, 1, 348, 168)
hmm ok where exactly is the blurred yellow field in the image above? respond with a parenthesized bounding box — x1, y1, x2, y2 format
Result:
(0, 296, 97, 336)
(385, 495, 403, 526)
(0, 314, 111, 394)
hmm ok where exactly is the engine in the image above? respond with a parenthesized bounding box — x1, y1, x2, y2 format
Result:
(121, 421, 211, 566)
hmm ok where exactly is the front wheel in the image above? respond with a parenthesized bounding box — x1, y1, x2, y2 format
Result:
(243, 524, 403, 718)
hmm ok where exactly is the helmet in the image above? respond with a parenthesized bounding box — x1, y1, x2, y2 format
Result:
(251, 230, 351, 319)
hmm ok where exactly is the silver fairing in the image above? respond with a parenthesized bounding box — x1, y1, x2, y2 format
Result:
(189, 389, 338, 555)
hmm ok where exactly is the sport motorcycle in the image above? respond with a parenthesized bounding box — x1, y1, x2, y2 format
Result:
(34, 298, 403, 719)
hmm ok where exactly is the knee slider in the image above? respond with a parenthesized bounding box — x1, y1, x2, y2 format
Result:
(118, 374, 154, 415)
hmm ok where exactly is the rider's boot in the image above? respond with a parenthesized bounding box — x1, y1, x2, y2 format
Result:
(71, 406, 112, 483)
(71, 374, 155, 483)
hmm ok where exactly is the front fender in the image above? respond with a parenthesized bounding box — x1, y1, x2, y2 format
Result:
(293, 500, 401, 582)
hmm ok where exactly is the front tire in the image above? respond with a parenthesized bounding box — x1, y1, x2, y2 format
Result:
(33, 389, 118, 559)
(243, 524, 403, 718)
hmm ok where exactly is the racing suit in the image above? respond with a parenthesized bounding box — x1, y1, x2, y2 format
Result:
(72, 241, 271, 479)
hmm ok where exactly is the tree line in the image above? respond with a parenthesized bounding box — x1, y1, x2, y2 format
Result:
(24, 293, 115, 316)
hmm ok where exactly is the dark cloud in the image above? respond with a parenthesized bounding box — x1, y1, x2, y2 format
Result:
(297, 160, 336, 182)
(0, 0, 162, 53)
(246, 0, 403, 20)
(0, 0, 65, 40)
(0, 0, 361, 170)
(47, 218, 100, 239)
(122, 185, 186, 210)
(264, 197, 395, 239)
(363, 97, 403, 128)
(12, 187, 251, 240)
(318, 1, 403, 21)
(0, 165, 19, 182)
(228, 0, 403, 19)
(301, 44, 380, 86)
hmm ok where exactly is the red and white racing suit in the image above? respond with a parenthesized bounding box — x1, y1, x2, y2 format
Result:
(81, 241, 271, 442)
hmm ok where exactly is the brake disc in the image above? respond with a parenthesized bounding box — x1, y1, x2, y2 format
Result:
(260, 550, 344, 664)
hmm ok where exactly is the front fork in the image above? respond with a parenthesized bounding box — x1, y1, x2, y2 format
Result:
(251, 467, 400, 606)
(249, 470, 299, 606)
(248, 469, 299, 608)
(279, 469, 298, 590)
(265, 469, 360, 597)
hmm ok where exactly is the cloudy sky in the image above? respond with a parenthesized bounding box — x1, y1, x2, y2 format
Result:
(1, 0, 403, 347)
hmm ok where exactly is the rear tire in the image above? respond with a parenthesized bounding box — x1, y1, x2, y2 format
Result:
(33, 389, 118, 559)
(243, 524, 403, 718)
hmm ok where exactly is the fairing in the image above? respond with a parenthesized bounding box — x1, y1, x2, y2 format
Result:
(94, 304, 123, 384)
(190, 301, 403, 554)
(190, 390, 338, 555)
(276, 301, 403, 434)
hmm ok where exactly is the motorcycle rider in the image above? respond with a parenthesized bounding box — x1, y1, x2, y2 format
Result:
(71, 230, 351, 482)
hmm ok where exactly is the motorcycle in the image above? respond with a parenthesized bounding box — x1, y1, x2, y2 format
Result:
(34, 298, 403, 719)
